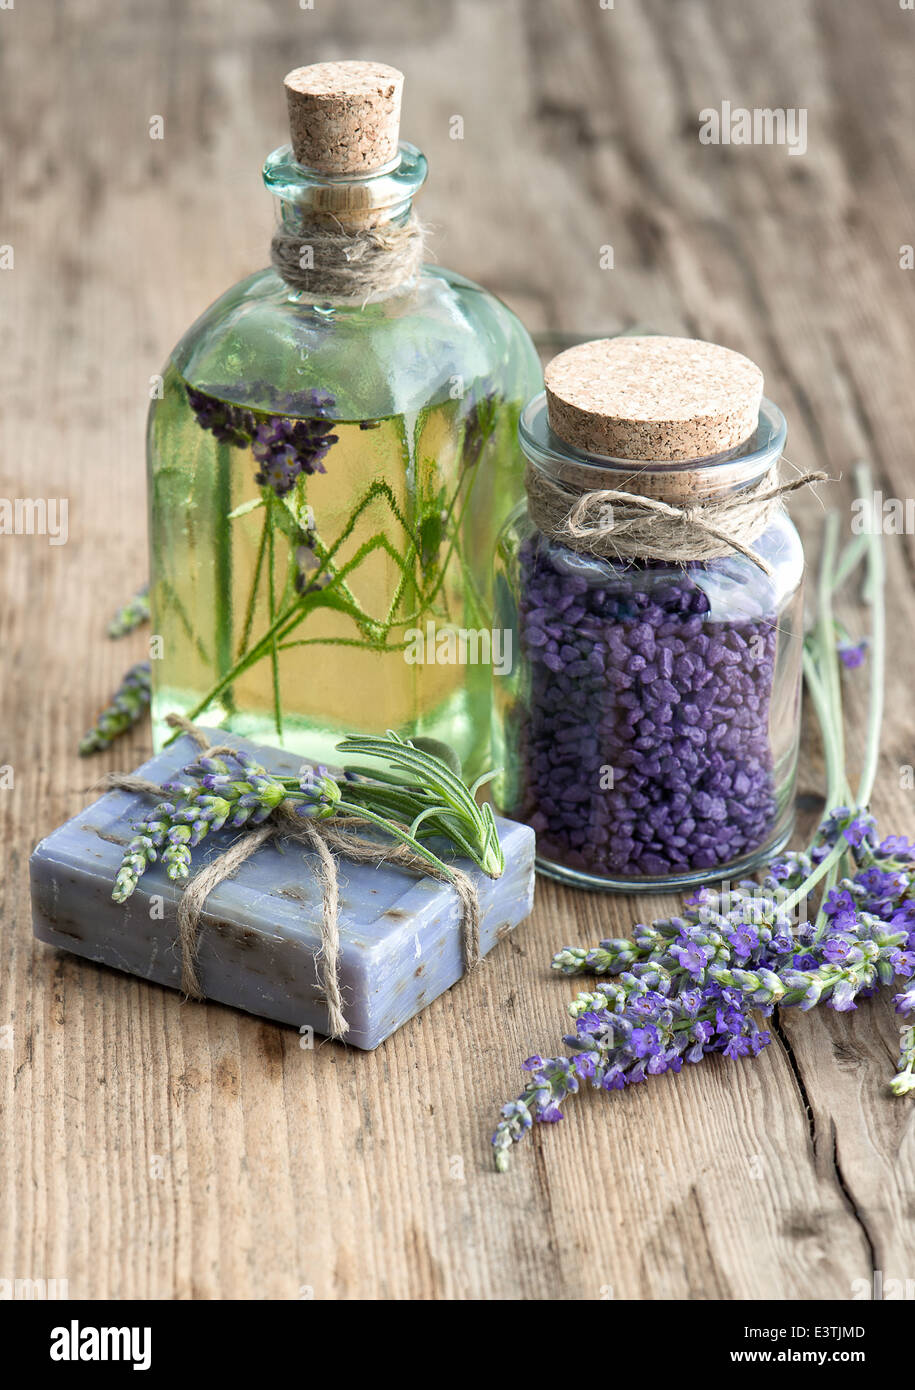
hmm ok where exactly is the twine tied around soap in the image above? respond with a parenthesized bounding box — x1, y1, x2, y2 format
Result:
(103, 714, 481, 1041)
(525, 462, 828, 576)
(270, 213, 427, 303)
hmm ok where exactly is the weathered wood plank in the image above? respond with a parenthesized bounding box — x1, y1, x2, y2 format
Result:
(2, 0, 914, 1300)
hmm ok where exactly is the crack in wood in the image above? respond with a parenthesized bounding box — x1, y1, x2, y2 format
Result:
(771, 1012, 817, 1147)
(831, 1121, 879, 1279)
(774, 1014, 879, 1277)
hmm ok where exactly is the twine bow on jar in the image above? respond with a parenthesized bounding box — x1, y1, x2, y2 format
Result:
(525, 462, 828, 577)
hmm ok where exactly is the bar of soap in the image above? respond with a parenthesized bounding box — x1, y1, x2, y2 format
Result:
(30, 734, 536, 1049)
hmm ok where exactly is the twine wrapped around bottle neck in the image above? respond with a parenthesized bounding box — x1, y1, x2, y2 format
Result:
(104, 714, 480, 1040)
(524, 461, 827, 577)
(271, 212, 427, 303)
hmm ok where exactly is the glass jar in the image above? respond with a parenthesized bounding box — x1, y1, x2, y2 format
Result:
(146, 68, 541, 778)
(493, 392, 805, 891)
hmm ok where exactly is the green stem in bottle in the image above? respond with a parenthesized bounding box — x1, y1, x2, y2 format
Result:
(177, 436, 501, 733)
(266, 495, 283, 740)
(214, 442, 236, 713)
(236, 509, 268, 661)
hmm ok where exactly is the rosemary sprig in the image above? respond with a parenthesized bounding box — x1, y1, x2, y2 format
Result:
(111, 730, 504, 903)
(336, 732, 504, 878)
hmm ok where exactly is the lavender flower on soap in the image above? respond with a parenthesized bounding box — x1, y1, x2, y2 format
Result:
(112, 730, 504, 904)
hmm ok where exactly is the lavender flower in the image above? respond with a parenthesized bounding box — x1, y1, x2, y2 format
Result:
(112, 748, 290, 901)
(112, 732, 505, 905)
(79, 662, 151, 755)
(112, 801, 176, 903)
(251, 414, 337, 495)
(460, 391, 499, 473)
(492, 970, 771, 1170)
(294, 535, 331, 595)
(496, 825, 915, 1168)
(838, 638, 868, 669)
(107, 585, 150, 638)
(186, 382, 338, 497)
(495, 497, 901, 1162)
(813, 805, 879, 851)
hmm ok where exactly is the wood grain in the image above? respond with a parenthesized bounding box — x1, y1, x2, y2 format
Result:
(2, 0, 914, 1300)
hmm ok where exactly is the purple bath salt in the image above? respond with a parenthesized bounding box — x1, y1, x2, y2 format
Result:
(513, 536, 779, 881)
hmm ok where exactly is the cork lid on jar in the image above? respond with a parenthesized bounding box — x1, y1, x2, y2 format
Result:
(283, 61, 405, 174)
(544, 336, 764, 463)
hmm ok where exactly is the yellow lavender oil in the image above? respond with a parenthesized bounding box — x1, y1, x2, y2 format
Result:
(146, 63, 541, 774)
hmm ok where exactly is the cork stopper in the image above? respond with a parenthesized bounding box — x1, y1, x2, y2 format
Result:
(544, 337, 764, 463)
(283, 61, 404, 174)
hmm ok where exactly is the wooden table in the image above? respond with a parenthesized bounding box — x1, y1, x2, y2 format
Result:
(3, 0, 914, 1300)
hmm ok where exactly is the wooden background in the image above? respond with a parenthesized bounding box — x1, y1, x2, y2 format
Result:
(2, 0, 915, 1300)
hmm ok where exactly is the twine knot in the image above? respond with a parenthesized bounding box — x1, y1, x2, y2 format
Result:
(527, 463, 827, 576)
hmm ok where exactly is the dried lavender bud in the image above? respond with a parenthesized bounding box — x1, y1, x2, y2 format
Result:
(460, 391, 499, 472)
(107, 585, 150, 638)
(510, 536, 778, 880)
(492, 979, 771, 1168)
(79, 662, 151, 756)
(114, 753, 296, 902)
(112, 801, 175, 902)
(294, 540, 331, 595)
(552, 939, 639, 976)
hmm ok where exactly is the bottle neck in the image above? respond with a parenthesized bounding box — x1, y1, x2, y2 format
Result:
(263, 142, 427, 302)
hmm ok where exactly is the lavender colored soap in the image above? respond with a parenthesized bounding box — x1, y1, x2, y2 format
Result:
(30, 734, 535, 1049)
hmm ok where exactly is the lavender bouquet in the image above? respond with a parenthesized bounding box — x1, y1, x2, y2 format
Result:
(493, 464, 915, 1170)
(112, 729, 505, 905)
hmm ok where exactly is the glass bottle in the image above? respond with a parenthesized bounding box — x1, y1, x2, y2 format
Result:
(146, 61, 541, 776)
(493, 337, 805, 891)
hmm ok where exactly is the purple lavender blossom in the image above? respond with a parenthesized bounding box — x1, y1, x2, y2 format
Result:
(492, 965, 773, 1169)
(494, 838, 915, 1169)
(79, 662, 151, 755)
(186, 382, 338, 497)
(838, 638, 868, 669)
